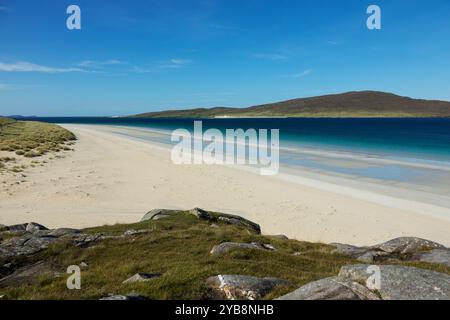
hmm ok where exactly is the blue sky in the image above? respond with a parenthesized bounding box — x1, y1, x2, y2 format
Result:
(0, 0, 449, 116)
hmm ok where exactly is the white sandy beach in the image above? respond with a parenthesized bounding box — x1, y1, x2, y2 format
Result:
(1, 124, 450, 246)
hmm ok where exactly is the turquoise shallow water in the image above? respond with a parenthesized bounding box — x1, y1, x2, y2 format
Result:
(16, 117, 450, 192)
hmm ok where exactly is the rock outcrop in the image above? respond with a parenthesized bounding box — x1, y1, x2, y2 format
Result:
(339, 264, 450, 300)
(277, 264, 450, 300)
(141, 208, 261, 234)
(0, 261, 59, 288)
(332, 237, 450, 267)
(276, 276, 380, 300)
(206, 275, 289, 300)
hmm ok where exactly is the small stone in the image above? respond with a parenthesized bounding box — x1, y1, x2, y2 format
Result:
(100, 294, 146, 300)
(210, 242, 265, 255)
(123, 229, 148, 236)
(261, 243, 276, 251)
(122, 273, 162, 284)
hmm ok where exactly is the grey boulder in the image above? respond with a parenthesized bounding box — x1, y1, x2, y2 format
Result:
(412, 249, 450, 267)
(339, 264, 450, 300)
(0, 235, 58, 258)
(277, 264, 450, 300)
(276, 276, 380, 300)
(332, 237, 450, 267)
(206, 275, 289, 300)
(374, 237, 445, 254)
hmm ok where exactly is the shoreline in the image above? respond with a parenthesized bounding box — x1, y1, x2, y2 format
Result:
(1, 124, 449, 246)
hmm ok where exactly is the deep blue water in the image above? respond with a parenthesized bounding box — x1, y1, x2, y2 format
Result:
(17, 117, 450, 162)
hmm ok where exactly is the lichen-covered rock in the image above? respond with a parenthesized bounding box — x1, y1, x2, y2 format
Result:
(373, 237, 445, 254)
(339, 264, 450, 300)
(412, 249, 450, 267)
(332, 237, 450, 267)
(206, 275, 289, 300)
(278, 264, 450, 300)
(276, 277, 380, 300)
(0, 235, 58, 258)
(210, 242, 271, 255)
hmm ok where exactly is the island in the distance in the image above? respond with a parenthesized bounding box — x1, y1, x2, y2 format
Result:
(127, 91, 450, 118)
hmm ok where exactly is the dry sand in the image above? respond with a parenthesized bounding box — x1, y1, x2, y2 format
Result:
(1, 124, 449, 246)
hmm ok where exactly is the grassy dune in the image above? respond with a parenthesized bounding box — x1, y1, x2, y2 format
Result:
(0, 117, 76, 172)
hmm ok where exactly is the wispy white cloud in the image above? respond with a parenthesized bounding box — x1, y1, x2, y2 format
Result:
(159, 59, 192, 69)
(289, 69, 313, 78)
(250, 53, 288, 61)
(77, 59, 126, 68)
(0, 61, 88, 73)
(129, 66, 154, 74)
(131, 58, 192, 72)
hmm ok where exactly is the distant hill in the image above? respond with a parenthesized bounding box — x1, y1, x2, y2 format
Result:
(128, 91, 450, 118)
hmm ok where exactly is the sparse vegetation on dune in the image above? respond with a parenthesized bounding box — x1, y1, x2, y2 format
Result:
(0, 117, 76, 172)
